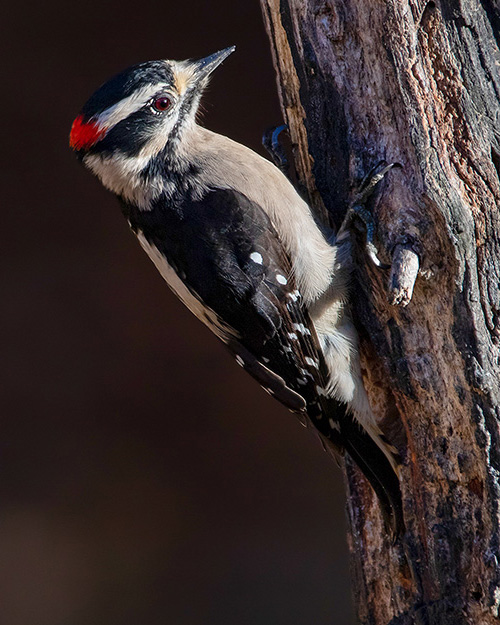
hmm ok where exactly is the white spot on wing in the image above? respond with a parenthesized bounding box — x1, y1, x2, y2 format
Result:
(235, 355, 245, 367)
(305, 357, 319, 369)
(276, 274, 288, 285)
(287, 332, 298, 340)
(293, 323, 311, 336)
(250, 252, 263, 265)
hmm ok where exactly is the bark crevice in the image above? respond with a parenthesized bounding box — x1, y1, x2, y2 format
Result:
(260, 0, 500, 622)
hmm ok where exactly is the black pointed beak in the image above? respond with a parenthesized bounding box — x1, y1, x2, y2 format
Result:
(191, 46, 236, 81)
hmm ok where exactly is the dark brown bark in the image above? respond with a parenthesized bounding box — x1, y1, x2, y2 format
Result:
(260, 1, 500, 623)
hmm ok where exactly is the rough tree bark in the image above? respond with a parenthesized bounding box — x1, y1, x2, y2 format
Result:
(260, 1, 500, 623)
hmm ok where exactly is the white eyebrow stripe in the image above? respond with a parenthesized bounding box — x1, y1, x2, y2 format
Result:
(95, 83, 171, 130)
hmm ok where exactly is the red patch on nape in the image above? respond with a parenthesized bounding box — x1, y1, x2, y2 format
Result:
(69, 114, 107, 150)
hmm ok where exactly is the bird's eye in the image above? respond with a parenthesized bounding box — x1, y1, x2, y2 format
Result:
(152, 96, 172, 112)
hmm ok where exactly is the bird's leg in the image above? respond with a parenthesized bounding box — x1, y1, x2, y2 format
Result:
(262, 124, 290, 177)
(338, 161, 401, 268)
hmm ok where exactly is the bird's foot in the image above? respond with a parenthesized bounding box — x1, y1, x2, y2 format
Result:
(262, 124, 290, 177)
(339, 161, 401, 268)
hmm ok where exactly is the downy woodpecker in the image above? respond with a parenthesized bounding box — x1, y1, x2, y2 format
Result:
(69, 47, 403, 533)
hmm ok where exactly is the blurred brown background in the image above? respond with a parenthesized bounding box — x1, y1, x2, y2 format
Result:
(1, 1, 354, 623)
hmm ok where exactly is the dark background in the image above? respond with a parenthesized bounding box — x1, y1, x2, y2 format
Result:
(2, 2, 353, 623)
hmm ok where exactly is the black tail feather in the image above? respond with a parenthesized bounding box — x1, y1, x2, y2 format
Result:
(340, 416, 404, 536)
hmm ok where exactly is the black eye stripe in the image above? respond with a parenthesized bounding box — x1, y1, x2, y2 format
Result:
(82, 61, 175, 118)
(96, 108, 163, 156)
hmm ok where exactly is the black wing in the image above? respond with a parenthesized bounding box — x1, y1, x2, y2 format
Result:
(125, 187, 337, 425)
(124, 187, 403, 533)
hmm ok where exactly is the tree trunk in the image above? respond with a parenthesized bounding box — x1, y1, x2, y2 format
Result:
(260, 1, 500, 623)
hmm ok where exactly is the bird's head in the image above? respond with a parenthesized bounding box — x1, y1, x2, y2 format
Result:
(69, 47, 235, 161)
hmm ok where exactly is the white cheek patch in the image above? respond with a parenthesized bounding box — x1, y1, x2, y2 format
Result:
(138, 114, 179, 159)
(83, 152, 163, 209)
(83, 103, 181, 208)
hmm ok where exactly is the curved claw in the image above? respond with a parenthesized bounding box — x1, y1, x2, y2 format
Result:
(262, 124, 289, 175)
(353, 161, 402, 205)
(339, 161, 401, 268)
(346, 204, 390, 269)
